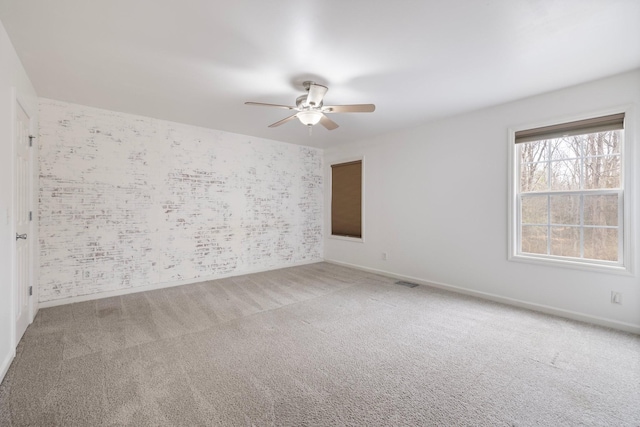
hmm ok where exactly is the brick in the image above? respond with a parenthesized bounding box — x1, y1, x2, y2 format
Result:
(38, 99, 323, 302)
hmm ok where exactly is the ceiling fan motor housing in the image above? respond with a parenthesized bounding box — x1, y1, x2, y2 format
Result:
(296, 95, 322, 109)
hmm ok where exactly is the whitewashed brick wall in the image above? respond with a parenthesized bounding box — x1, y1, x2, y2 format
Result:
(38, 99, 323, 302)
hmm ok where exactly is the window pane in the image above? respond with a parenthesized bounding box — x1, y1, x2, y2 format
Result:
(584, 155, 621, 189)
(550, 226, 580, 258)
(522, 195, 547, 224)
(519, 140, 547, 164)
(584, 194, 618, 226)
(550, 160, 580, 191)
(521, 225, 547, 254)
(520, 162, 548, 192)
(550, 194, 579, 225)
(584, 227, 618, 261)
(549, 137, 581, 161)
(583, 130, 621, 156)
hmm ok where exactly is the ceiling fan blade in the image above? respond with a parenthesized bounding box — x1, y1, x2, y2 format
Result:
(245, 102, 295, 110)
(268, 114, 298, 128)
(323, 104, 376, 113)
(306, 83, 328, 107)
(319, 114, 339, 130)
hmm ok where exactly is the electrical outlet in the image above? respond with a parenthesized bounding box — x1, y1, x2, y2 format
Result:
(381, 252, 388, 261)
(611, 291, 622, 304)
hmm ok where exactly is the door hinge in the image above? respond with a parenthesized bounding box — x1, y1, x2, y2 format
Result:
(29, 286, 32, 296)
(29, 211, 32, 221)
(29, 135, 34, 147)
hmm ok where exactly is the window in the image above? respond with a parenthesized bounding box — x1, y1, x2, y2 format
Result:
(511, 113, 628, 270)
(331, 160, 362, 239)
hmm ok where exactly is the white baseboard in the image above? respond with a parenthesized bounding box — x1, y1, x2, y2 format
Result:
(0, 348, 16, 384)
(325, 259, 640, 335)
(39, 259, 323, 309)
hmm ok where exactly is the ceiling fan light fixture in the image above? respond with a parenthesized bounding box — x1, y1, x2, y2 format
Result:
(297, 110, 323, 126)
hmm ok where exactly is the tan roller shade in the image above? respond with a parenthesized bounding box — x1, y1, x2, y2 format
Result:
(515, 113, 624, 144)
(331, 160, 362, 238)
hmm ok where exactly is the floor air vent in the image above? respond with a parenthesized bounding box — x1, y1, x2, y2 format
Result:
(395, 281, 419, 288)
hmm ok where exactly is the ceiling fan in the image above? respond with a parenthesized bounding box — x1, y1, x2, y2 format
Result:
(245, 81, 375, 131)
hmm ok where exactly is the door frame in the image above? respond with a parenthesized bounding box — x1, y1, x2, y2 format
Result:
(12, 88, 37, 348)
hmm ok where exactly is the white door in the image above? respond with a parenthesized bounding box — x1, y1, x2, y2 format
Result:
(15, 102, 32, 344)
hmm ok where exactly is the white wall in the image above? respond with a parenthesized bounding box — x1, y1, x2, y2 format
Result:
(324, 70, 640, 333)
(0, 20, 38, 382)
(38, 99, 323, 304)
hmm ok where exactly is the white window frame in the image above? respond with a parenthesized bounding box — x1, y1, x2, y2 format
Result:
(508, 107, 634, 275)
(329, 156, 365, 243)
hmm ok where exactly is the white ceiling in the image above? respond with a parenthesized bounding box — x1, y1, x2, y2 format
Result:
(1, 0, 639, 148)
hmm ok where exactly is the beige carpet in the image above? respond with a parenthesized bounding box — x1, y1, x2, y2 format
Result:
(1, 262, 639, 426)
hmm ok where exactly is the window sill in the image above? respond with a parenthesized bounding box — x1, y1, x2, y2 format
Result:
(509, 253, 632, 276)
(329, 235, 364, 243)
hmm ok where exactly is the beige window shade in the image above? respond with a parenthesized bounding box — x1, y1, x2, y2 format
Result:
(515, 113, 624, 144)
(331, 160, 362, 238)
